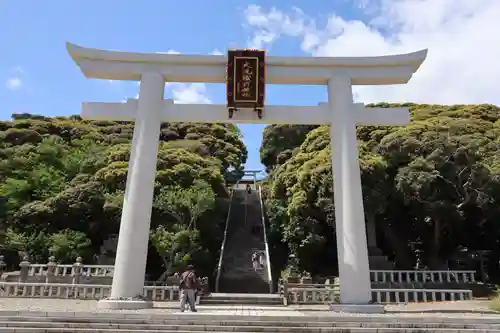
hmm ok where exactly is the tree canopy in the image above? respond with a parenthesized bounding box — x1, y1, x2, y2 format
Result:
(0, 114, 247, 279)
(261, 103, 500, 280)
(3, 103, 500, 283)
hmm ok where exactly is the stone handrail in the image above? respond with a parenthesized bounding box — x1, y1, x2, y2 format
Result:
(285, 286, 473, 305)
(372, 288, 473, 303)
(244, 187, 248, 228)
(0, 282, 179, 301)
(258, 185, 273, 293)
(231, 183, 256, 190)
(1, 256, 187, 287)
(370, 270, 476, 283)
(1, 256, 116, 285)
(28, 264, 114, 277)
(214, 189, 234, 292)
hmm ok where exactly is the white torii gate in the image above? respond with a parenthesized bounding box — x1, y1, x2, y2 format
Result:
(67, 42, 427, 312)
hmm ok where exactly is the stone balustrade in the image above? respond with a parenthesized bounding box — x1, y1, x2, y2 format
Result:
(280, 269, 476, 305)
(26, 256, 113, 278)
(2, 255, 477, 305)
(0, 282, 179, 301)
(285, 286, 473, 305)
(0, 280, 474, 305)
(28, 262, 113, 277)
(0, 255, 5, 276)
(372, 288, 473, 303)
(1, 256, 114, 285)
(0, 255, 209, 294)
(370, 270, 476, 283)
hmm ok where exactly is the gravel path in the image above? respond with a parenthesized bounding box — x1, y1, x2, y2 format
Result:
(0, 299, 498, 317)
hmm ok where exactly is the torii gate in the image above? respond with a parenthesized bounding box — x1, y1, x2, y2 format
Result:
(242, 170, 262, 183)
(66, 42, 427, 311)
(233, 169, 262, 190)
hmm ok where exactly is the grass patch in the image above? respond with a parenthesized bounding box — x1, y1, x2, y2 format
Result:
(489, 294, 500, 312)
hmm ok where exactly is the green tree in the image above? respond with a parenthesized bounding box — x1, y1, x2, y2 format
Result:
(0, 113, 246, 278)
(48, 229, 92, 263)
(261, 103, 500, 279)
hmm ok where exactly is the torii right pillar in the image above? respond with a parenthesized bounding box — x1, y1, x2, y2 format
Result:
(328, 73, 379, 312)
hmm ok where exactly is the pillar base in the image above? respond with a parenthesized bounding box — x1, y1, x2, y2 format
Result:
(329, 303, 385, 313)
(98, 298, 154, 310)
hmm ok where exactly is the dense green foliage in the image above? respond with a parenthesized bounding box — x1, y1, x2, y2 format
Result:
(261, 104, 500, 280)
(0, 114, 247, 279)
(3, 103, 500, 284)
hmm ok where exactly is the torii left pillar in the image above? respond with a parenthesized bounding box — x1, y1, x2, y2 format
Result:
(328, 74, 372, 311)
(99, 72, 164, 309)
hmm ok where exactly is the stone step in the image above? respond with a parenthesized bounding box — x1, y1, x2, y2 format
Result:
(2, 328, 499, 333)
(2, 314, 500, 329)
(199, 299, 281, 305)
(1, 311, 500, 329)
(200, 293, 282, 305)
(1, 318, 500, 332)
(2, 313, 500, 326)
(1, 316, 499, 328)
(217, 277, 271, 293)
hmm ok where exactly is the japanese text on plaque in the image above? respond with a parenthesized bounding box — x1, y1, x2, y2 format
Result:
(234, 57, 259, 102)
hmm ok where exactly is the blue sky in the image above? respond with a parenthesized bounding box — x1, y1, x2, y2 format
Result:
(0, 0, 371, 173)
(1, 0, 498, 172)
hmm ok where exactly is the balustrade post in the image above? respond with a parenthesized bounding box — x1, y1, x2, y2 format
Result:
(300, 272, 312, 284)
(17, 255, 30, 296)
(281, 279, 288, 305)
(71, 257, 83, 298)
(0, 255, 5, 278)
(18, 255, 30, 283)
(201, 277, 209, 296)
(72, 257, 83, 285)
(46, 256, 57, 284)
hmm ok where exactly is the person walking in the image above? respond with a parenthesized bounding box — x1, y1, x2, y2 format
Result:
(179, 265, 198, 312)
(252, 252, 259, 271)
(259, 251, 265, 269)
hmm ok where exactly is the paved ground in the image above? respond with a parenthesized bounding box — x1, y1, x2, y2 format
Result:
(0, 298, 498, 317)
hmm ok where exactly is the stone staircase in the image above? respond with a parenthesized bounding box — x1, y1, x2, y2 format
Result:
(96, 234, 118, 265)
(1, 310, 499, 332)
(217, 189, 272, 296)
(200, 293, 282, 305)
(368, 246, 394, 270)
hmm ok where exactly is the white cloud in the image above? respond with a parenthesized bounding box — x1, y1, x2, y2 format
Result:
(244, 5, 310, 49)
(151, 50, 217, 103)
(5, 77, 22, 90)
(4, 66, 24, 91)
(156, 50, 181, 55)
(130, 49, 223, 105)
(130, 82, 212, 104)
(172, 83, 211, 104)
(243, 1, 500, 105)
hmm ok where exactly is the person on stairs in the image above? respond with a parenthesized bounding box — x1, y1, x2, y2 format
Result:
(179, 265, 199, 312)
(259, 251, 265, 269)
(252, 252, 259, 271)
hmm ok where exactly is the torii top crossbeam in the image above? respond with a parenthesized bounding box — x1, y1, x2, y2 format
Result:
(243, 170, 262, 175)
(66, 43, 427, 85)
(242, 170, 262, 179)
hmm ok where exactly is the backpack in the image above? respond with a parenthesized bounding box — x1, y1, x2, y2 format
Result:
(180, 271, 196, 289)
